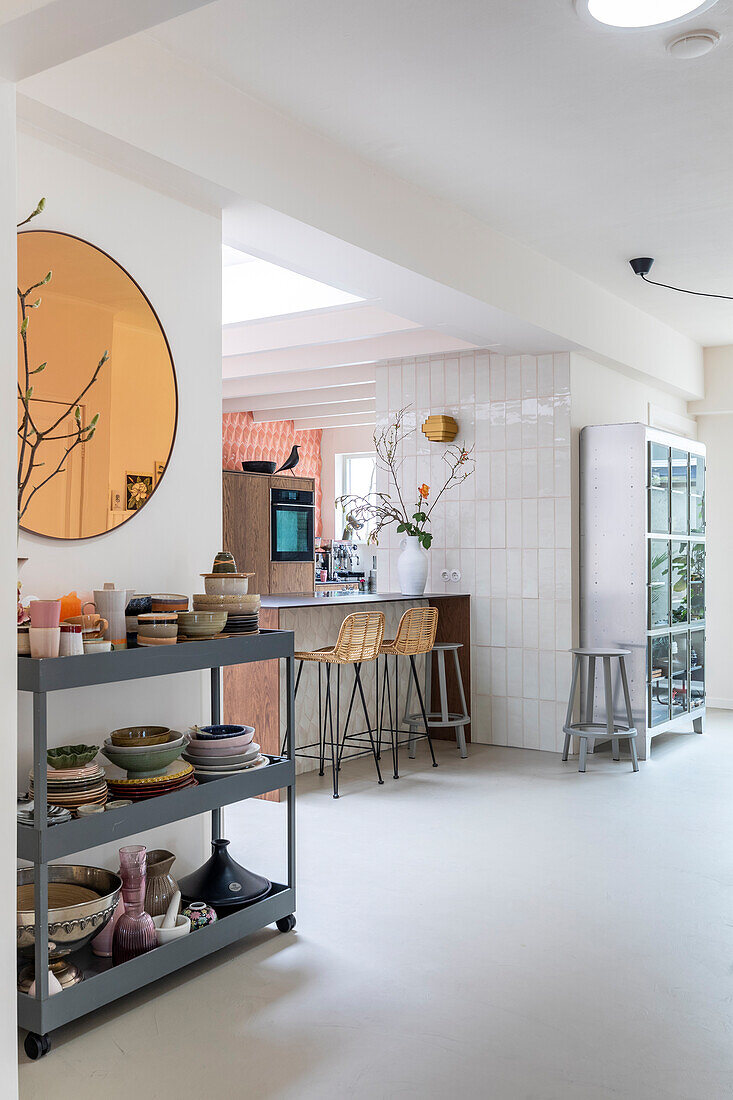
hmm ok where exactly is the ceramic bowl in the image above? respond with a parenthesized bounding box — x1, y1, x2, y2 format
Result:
(176, 611, 228, 637)
(105, 733, 185, 755)
(193, 594, 261, 613)
(188, 729, 256, 754)
(110, 726, 174, 747)
(47, 745, 99, 770)
(153, 913, 191, 944)
(202, 574, 252, 596)
(83, 638, 111, 654)
(100, 740, 186, 777)
(137, 614, 178, 639)
(193, 724, 248, 740)
(150, 594, 189, 613)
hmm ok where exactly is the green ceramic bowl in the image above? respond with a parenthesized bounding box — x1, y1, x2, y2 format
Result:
(100, 739, 185, 777)
(47, 744, 99, 770)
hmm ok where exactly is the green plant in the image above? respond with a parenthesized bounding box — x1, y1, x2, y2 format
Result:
(336, 406, 475, 548)
(17, 199, 109, 525)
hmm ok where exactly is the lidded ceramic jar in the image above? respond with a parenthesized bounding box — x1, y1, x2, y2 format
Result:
(182, 902, 218, 930)
(144, 849, 178, 918)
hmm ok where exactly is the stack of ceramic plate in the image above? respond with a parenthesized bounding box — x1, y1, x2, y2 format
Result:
(192, 594, 260, 636)
(182, 724, 268, 781)
(29, 763, 108, 814)
(106, 761, 196, 802)
(17, 799, 72, 827)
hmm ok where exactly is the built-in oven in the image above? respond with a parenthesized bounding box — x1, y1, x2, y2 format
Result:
(271, 487, 315, 562)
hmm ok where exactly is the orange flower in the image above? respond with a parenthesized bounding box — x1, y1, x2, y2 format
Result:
(418, 483, 429, 500)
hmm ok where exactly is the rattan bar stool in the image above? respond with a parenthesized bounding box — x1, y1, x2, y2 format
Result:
(284, 611, 386, 798)
(377, 607, 439, 778)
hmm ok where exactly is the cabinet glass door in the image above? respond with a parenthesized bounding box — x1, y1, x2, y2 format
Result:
(649, 443, 670, 534)
(690, 543, 705, 621)
(690, 629, 705, 711)
(648, 634, 670, 726)
(649, 539, 670, 628)
(670, 449, 689, 534)
(690, 453, 705, 534)
(670, 632, 689, 717)
(670, 541, 688, 624)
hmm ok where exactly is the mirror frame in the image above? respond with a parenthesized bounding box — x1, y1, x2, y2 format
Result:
(17, 229, 179, 541)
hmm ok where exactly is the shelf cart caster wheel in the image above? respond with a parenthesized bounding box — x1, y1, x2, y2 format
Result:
(24, 1032, 51, 1060)
(276, 914, 296, 933)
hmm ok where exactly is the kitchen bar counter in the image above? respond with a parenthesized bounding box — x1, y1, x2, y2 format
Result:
(224, 592, 471, 799)
(261, 591, 469, 609)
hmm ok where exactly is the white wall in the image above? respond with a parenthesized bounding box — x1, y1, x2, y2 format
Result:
(375, 350, 574, 752)
(320, 423, 374, 540)
(690, 345, 733, 707)
(0, 78, 18, 1098)
(16, 130, 222, 875)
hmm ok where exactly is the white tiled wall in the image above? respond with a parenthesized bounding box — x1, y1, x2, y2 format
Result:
(375, 350, 573, 752)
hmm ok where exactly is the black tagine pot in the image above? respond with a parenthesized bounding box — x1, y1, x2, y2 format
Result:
(178, 839, 272, 908)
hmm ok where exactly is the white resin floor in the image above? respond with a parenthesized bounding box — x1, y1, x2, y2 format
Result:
(19, 713, 733, 1099)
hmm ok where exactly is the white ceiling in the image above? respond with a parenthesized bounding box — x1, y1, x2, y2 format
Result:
(151, 0, 733, 346)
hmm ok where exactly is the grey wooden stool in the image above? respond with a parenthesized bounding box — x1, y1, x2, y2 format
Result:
(562, 648, 639, 773)
(404, 642, 470, 759)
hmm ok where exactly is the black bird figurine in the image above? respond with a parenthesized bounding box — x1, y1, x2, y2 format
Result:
(276, 444, 301, 475)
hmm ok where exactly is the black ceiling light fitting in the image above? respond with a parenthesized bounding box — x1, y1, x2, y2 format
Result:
(629, 256, 733, 301)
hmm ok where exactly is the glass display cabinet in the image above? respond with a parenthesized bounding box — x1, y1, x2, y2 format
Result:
(580, 424, 705, 759)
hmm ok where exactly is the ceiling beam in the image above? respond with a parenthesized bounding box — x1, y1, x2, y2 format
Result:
(229, 383, 376, 414)
(293, 413, 376, 431)
(222, 303, 420, 357)
(222, 363, 377, 400)
(222, 329, 477, 380)
(0, 0, 217, 81)
(253, 398, 375, 424)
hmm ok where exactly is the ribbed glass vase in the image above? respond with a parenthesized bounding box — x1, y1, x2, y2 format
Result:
(112, 845, 157, 965)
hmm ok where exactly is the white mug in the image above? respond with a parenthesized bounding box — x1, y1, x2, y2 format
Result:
(59, 629, 84, 657)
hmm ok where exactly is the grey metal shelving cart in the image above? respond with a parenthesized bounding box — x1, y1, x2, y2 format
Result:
(17, 630, 296, 1059)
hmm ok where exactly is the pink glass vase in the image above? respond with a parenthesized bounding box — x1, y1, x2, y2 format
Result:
(112, 845, 157, 965)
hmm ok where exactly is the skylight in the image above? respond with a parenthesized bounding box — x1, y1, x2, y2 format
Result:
(222, 245, 363, 324)
(583, 0, 718, 27)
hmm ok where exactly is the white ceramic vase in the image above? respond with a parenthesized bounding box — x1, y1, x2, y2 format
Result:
(397, 536, 429, 596)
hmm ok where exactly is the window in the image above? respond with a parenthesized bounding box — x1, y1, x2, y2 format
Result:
(336, 452, 376, 540)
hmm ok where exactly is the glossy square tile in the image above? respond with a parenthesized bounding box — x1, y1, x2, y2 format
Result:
(521, 355, 537, 398)
(490, 598, 507, 647)
(475, 351, 490, 403)
(523, 650, 539, 700)
(430, 359, 444, 404)
(506, 548, 522, 597)
(507, 697, 523, 745)
(505, 400, 522, 450)
(522, 548, 538, 598)
(537, 396, 554, 448)
(523, 699, 540, 748)
(506, 449, 522, 499)
(506, 499, 522, 548)
(538, 448, 554, 497)
(537, 353, 554, 398)
(489, 354, 506, 401)
(506, 648, 523, 698)
(459, 354, 475, 405)
(554, 352, 570, 395)
(490, 548, 507, 596)
(491, 695, 508, 745)
(476, 500, 491, 548)
(521, 398, 538, 449)
(506, 356, 521, 400)
(506, 597, 522, 647)
(521, 449, 538, 499)
(538, 599, 555, 649)
(522, 499, 538, 548)
(539, 650, 556, 700)
(538, 498, 555, 548)
(489, 450, 506, 499)
(522, 598, 539, 649)
(490, 646, 507, 697)
(490, 500, 506, 547)
(445, 357, 460, 405)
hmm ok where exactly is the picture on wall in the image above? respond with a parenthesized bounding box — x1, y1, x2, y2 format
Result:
(126, 473, 153, 510)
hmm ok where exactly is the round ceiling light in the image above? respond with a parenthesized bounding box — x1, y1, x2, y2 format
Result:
(579, 1, 720, 29)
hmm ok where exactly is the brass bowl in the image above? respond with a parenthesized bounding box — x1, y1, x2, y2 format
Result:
(17, 864, 122, 990)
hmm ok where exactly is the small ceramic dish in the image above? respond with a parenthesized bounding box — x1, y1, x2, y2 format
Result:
(201, 573, 253, 596)
(110, 726, 173, 747)
(153, 913, 191, 944)
(83, 639, 112, 654)
(76, 804, 105, 817)
(150, 594, 189, 613)
(183, 745, 259, 767)
(105, 799, 132, 810)
(47, 745, 99, 770)
(193, 593, 260, 611)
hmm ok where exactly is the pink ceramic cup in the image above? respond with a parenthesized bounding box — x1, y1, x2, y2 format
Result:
(29, 627, 60, 658)
(29, 600, 61, 628)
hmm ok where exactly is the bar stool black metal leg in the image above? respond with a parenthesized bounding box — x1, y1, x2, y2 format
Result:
(410, 654, 438, 767)
(282, 659, 305, 755)
(391, 660, 399, 779)
(318, 662, 325, 776)
(336, 666, 361, 770)
(326, 664, 339, 798)
(378, 654, 390, 763)
(354, 661, 384, 785)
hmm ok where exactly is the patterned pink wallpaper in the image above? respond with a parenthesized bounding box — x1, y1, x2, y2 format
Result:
(222, 412, 323, 535)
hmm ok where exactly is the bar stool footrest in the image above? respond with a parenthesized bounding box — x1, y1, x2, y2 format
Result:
(564, 722, 637, 738)
(404, 710, 470, 728)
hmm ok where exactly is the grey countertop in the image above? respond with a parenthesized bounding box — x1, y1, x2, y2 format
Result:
(261, 592, 469, 610)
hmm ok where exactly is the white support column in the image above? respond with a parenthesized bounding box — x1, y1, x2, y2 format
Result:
(0, 77, 18, 1095)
